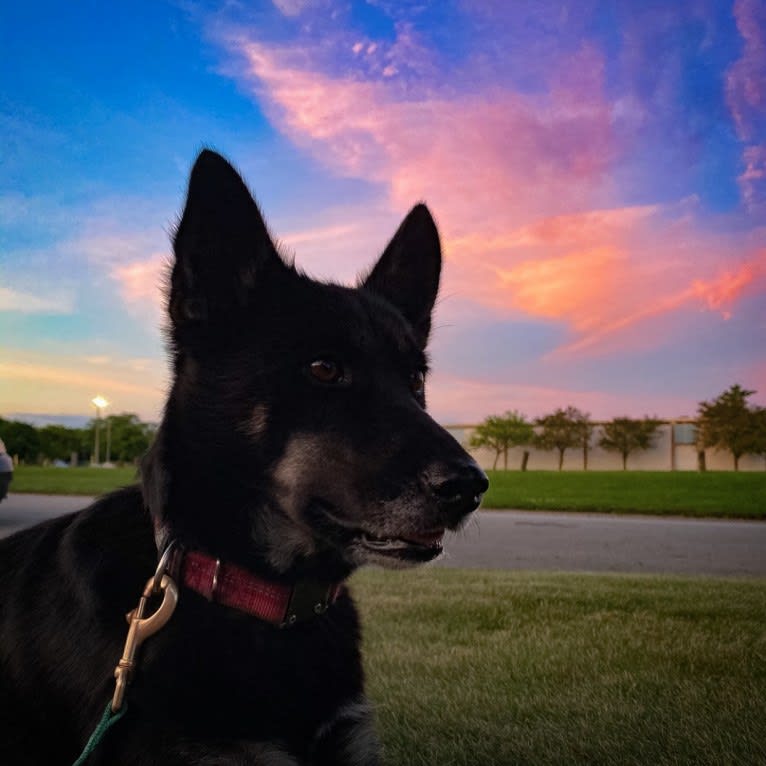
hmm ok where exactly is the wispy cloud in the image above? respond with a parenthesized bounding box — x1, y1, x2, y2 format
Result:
(726, 0, 766, 142)
(0, 347, 168, 420)
(225, 36, 614, 225)
(0, 286, 74, 314)
(52, 201, 173, 324)
(726, 0, 766, 211)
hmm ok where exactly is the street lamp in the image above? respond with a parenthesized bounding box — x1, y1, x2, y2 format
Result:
(91, 396, 110, 465)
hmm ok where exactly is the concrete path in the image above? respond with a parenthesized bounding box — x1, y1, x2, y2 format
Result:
(2, 494, 765, 577)
(436, 510, 766, 577)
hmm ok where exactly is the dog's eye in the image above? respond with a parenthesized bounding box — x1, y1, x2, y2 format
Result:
(410, 370, 426, 397)
(309, 359, 345, 384)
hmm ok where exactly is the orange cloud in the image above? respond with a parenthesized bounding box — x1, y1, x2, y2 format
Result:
(691, 249, 766, 317)
(496, 247, 623, 330)
(556, 248, 766, 356)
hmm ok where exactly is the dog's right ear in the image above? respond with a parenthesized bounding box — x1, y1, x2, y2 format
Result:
(170, 150, 283, 330)
(362, 204, 442, 347)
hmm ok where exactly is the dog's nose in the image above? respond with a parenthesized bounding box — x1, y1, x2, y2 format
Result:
(428, 463, 489, 522)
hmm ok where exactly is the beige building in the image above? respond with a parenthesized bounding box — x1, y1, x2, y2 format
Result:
(447, 421, 766, 472)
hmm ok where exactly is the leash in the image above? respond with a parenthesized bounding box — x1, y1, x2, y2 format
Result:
(70, 702, 128, 766)
(70, 550, 178, 765)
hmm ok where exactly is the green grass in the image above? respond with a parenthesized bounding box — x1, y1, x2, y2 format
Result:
(352, 568, 766, 766)
(10, 466, 766, 519)
(483, 470, 766, 519)
(10, 465, 138, 495)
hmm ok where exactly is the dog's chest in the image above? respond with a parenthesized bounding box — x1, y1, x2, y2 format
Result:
(130, 595, 364, 748)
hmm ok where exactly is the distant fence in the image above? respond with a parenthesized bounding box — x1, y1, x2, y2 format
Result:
(446, 420, 766, 472)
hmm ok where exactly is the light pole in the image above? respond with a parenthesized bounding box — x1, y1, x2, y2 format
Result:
(91, 396, 109, 466)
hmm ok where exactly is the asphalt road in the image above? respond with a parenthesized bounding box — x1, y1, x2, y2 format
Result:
(2, 494, 765, 577)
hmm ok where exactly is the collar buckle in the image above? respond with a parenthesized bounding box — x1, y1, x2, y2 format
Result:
(281, 580, 339, 628)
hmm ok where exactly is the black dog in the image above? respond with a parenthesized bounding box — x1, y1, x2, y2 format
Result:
(0, 150, 487, 765)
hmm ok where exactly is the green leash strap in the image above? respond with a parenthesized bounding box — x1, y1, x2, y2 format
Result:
(71, 702, 128, 766)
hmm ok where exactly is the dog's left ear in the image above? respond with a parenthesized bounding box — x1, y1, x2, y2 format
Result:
(362, 204, 442, 346)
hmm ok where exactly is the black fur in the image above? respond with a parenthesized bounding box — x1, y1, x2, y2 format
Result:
(0, 150, 487, 765)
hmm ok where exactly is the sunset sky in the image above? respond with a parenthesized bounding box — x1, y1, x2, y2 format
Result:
(2, 0, 765, 425)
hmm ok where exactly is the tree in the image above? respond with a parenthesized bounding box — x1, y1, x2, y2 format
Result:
(0, 418, 40, 463)
(535, 406, 591, 471)
(38, 425, 82, 463)
(96, 413, 156, 464)
(599, 417, 662, 470)
(470, 411, 534, 470)
(697, 384, 762, 471)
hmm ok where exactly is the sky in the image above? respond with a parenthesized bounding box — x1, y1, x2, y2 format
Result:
(1, 0, 765, 425)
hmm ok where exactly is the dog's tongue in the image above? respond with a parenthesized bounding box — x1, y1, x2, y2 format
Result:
(404, 529, 445, 547)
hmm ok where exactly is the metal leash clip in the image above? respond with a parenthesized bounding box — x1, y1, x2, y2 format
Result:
(111, 570, 178, 713)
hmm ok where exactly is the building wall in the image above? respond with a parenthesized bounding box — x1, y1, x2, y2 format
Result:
(446, 423, 766, 472)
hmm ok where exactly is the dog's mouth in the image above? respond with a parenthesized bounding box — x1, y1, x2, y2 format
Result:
(310, 499, 445, 563)
(356, 528, 445, 562)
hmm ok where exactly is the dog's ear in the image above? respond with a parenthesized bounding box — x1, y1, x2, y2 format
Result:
(170, 149, 283, 329)
(362, 204, 442, 346)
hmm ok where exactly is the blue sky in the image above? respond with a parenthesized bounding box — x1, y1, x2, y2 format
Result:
(2, 0, 765, 424)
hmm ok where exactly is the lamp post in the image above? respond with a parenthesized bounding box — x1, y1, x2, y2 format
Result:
(91, 396, 109, 466)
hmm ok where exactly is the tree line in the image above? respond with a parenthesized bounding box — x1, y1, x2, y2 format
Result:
(470, 384, 766, 471)
(0, 414, 156, 465)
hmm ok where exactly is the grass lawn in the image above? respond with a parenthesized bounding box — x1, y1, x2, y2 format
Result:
(353, 568, 766, 766)
(10, 465, 138, 495)
(483, 470, 766, 519)
(9, 466, 766, 519)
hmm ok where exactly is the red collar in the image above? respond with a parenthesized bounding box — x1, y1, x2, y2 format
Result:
(170, 549, 343, 628)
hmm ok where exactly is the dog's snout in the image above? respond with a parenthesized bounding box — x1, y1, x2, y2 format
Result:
(426, 462, 489, 522)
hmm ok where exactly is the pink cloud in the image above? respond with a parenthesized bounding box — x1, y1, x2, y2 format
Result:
(227, 36, 615, 233)
(112, 255, 167, 319)
(214, 24, 765, 361)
